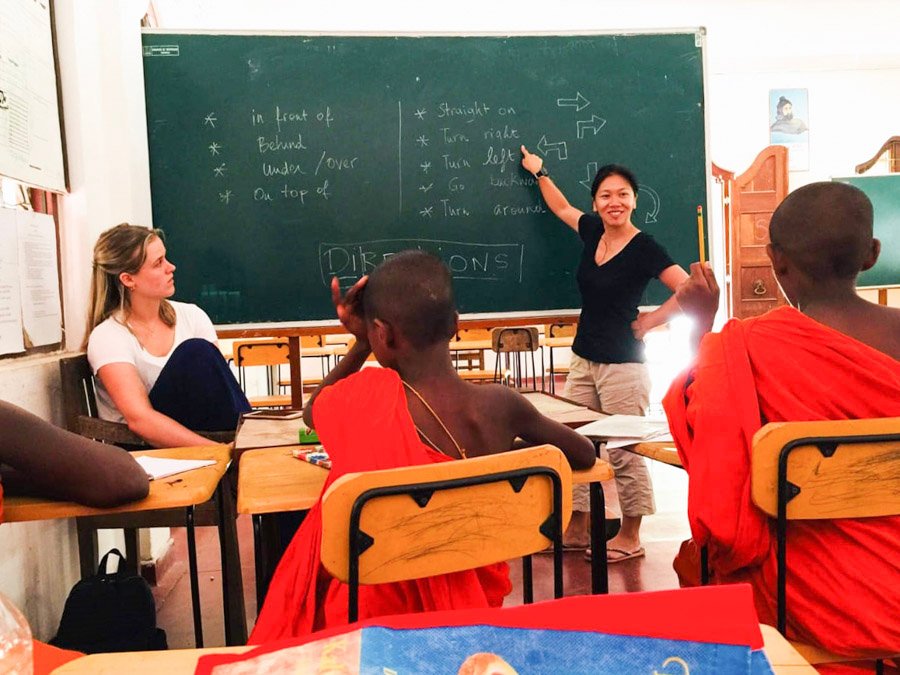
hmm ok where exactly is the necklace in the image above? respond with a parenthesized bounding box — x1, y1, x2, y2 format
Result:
(401, 380, 468, 459)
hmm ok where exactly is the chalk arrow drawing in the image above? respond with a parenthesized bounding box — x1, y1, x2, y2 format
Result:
(557, 92, 590, 112)
(639, 185, 660, 224)
(537, 135, 568, 161)
(579, 162, 598, 192)
(576, 114, 607, 139)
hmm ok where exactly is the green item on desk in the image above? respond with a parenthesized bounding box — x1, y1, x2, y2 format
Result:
(298, 427, 319, 444)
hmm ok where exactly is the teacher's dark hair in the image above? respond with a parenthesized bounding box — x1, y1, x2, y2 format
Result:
(590, 164, 639, 198)
(363, 250, 457, 348)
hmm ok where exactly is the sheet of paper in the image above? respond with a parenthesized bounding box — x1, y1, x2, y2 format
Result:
(604, 432, 674, 450)
(0, 208, 24, 354)
(16, 210, 61, 345)
(135, 456, 216, 481)
(575, 414, 670, 440)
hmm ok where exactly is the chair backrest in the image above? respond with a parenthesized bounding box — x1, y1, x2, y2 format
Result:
(59, 353, 235, 447)
(750, 417, 900, 520)
(749, 417, 900, 637)
(455, 327, 492, 342)
(59, 354, 149, 447)
(491, 327, 539, 353)
(545, 322, 576, 338)
(233, 339, 290, 367)
(300, 334, 326, 349)
(320, 445, 572, 618)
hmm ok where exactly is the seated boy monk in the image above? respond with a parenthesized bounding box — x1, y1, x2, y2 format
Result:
(250, 250, 595, 642)
(663, 182, 900, 668)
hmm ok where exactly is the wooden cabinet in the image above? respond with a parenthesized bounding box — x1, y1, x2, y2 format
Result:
(719, 146, 789, 319)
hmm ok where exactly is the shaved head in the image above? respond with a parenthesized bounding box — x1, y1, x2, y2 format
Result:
(363, 250, 457, 348)
(769, 182, 874, 280)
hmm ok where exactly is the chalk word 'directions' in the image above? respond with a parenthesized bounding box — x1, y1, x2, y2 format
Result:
(318, 239, 525, 285)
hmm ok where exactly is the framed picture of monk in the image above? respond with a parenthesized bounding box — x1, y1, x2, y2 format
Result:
(769, 88, 809, 171)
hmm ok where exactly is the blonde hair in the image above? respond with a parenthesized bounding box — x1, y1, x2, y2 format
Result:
(82, 223, 176, 349)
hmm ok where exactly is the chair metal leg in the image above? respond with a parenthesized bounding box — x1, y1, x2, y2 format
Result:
(549, 347, 556, 394)
(530, 351, 537, 391)
(185, 505, 203, 648)
(589, 480, 609, 594)
(521, 555, 533, 604)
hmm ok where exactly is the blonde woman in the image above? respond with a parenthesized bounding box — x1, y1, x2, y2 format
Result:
(84, 223, 249, 447)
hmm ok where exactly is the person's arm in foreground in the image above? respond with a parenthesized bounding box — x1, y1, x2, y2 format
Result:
(505, 391, 596, 470)
(303, 276, 370, 430)
(0, 400, 149, 507)
(674, 261, 720, 349)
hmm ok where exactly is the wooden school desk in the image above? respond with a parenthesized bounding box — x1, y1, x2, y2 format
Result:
(628, 441, 682, 468)
(3, 445, 235, 648)
(237, 447, 614, 606)
(232, 391, 603, 451)
(51, 623, 817, 674)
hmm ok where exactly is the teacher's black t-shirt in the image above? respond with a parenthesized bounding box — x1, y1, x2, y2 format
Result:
(572, 213, 675, 364)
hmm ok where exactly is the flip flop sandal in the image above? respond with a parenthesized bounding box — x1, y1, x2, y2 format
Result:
(605, 546, 646, 563)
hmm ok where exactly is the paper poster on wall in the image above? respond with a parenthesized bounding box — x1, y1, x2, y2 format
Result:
(16, 210, 61, 346)
(769, 88, 809, 171)
(0, 208, 25, 354)
(0, 0, 67, 191)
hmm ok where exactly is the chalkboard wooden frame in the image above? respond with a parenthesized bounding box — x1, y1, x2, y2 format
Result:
(141, 30, 710, 325)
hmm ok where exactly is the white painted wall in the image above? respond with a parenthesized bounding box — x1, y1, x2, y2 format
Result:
(2, 0, 898, 638)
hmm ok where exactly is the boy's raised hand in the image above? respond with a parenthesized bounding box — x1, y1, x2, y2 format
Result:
(676, 262, 719, 334)
(331, 275, 369, 341)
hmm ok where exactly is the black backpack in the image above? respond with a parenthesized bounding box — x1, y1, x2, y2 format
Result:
(50, 548, 167, 653)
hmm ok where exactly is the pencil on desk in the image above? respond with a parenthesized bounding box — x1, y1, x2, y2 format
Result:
(696, 205, 706, 263)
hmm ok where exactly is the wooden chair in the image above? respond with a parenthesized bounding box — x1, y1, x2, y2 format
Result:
(277, 334, 332, 393)
(543, 322, 576, 394)
(492, 326, 541, 390)
(58, 354, 247, 644)
(750, 417, 900, 672)
(451, 328, 496, 383)
(320, 445, 572, 622)
(232, 339, 292, 408)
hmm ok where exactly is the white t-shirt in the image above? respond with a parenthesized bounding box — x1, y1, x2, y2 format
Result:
(86, 301, 218, 423)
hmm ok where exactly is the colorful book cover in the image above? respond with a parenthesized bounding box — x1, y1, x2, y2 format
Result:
(197, 586, 773, 675)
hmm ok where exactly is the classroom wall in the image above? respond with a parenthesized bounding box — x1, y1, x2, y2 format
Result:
(1, 0, 898, 638)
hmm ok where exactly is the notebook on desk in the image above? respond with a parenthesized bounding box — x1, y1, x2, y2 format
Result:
(576, 414, 673, 448)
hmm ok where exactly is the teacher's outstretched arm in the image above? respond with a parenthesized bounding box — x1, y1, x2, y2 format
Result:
(520, 145, 583, 231)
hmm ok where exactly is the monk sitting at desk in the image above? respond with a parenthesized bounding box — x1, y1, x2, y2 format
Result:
(664, 182, 900, 666)
(250, 250, 595, 641)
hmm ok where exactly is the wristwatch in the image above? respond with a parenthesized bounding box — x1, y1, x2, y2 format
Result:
(534, 166, 549, 179)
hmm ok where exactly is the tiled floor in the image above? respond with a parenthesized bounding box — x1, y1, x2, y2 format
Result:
(153, 459, 690, 649)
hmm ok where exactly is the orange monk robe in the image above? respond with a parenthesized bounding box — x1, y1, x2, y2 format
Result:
(664, 307, 900, 659)
(249, 368, 511, 643)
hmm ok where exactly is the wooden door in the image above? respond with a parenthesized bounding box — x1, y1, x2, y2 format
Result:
(729, 146, 789, 318)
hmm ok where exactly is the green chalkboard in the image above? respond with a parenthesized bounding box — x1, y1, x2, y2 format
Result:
(833, 175, 900, 288)
(141, 32, 708, 323)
